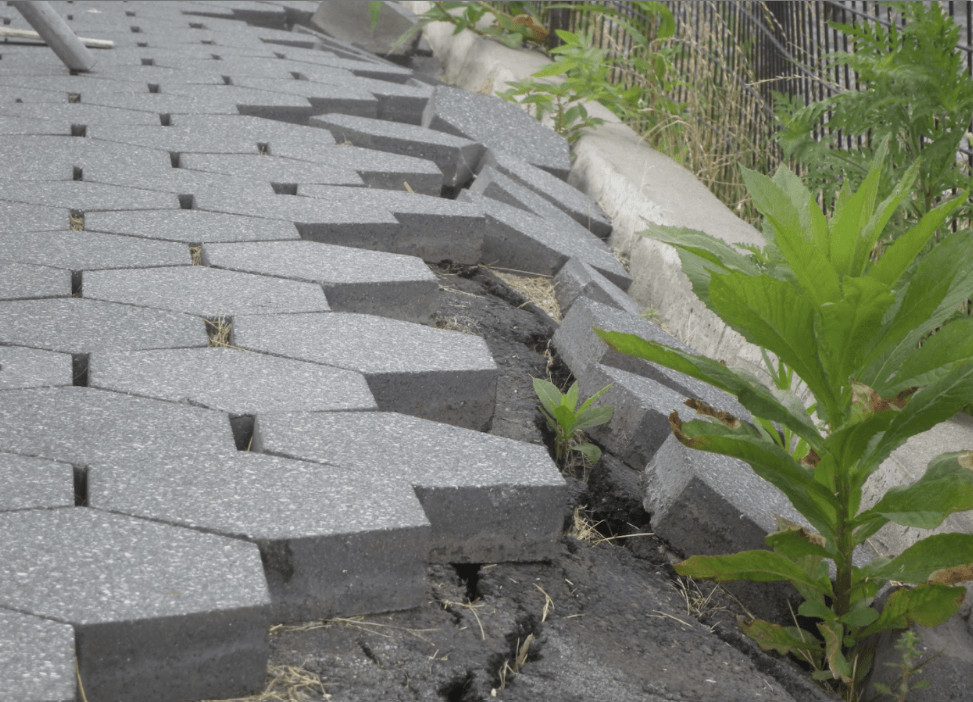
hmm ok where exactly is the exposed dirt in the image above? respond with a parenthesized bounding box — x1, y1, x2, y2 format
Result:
(231, 264, 837, 702)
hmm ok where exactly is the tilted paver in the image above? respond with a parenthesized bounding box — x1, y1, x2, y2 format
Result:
(0, 452, 74, 512)
(85, 208, 301, 244)
(0, 180, 179, 211)
(460, 190, 631, 288)
(0, 609, 76, 702)
(234, 312, 497, 430)
(83, 265, 330, 317)
(89, 453, 431, 623)
(422, 85, 572, 179)
(90, 347, 377, 416)
(0, 229, 191, 271)
(0, 202, 68, 232)
(202, 239, 440, 323)
(0, 262, 71, 300)
(479, 148, 613, 237)
(0, 346, 73, 389)
(311, 112, 485, 188)
(254, 411, 566, 562)
(178, 151, 366, 187)
(0, 508, 271, 702)
(554, 257, 642, 317)
(0, 298, 207, 354)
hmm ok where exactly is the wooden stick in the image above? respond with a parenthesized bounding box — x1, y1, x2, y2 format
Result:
(0, 26, 114, 49)
(9, 1, 96, 71)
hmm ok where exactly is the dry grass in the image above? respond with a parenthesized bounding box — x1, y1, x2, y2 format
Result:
(441, 599, 487, 640)
(202, 665, 331, 702)
(206, 316, 232, 347)
(272, 616, 439, 646)
(487, 266, 562, 322)
(69, 212, 84, 231)
(190, 245, 202, 265)
(494, 633, 534, 693)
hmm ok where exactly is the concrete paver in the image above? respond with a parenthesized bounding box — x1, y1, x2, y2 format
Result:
(0, 609, 75, 702)
(0, 261, 72, 300)
(0, 346, 73, 390)
(0, 452, 75, 512)
(0, 229, 190, 271)
(85, 208, 301, 243)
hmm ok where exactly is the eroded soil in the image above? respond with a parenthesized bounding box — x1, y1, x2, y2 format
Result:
(234, 264, 837, 702)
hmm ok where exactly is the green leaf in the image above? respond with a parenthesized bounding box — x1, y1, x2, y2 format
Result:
(565, 381, 579, 412)
(574, 404, 613, 431)
(857, 452, 973, 529)
(740, 618, 823, 660)
(595, 330, 822, 449)
(575, 442, 602, 464)
(674, 549, 833, 595)
(532, 377, 562, 416)
(765, 525, 830, 559)
(368, 1, 383, 32)
(862, 532, 973, 584)
(859, 583, 967, 638)
(881, 317, 973, 395)
(551, 405, 577, 434)
(577, 383, 612, 413)
(533, 62, 568, 78)
(707, 272, 836, 423)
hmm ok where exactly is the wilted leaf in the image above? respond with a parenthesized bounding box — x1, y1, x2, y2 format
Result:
(685, 398, 741, 428)
(860, 583, 966, 638)
(863, 533, 973, 584)
(740, 617, 823, 660)
(819, 621, 853, 683)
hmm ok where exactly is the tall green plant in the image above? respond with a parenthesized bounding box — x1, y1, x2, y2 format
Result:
(775, 1, 973, 226)
(596, 155, 973, 699)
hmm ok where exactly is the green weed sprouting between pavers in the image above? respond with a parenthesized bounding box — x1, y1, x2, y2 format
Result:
(597, 152, 973, 701)
(533, 378, 612, 467)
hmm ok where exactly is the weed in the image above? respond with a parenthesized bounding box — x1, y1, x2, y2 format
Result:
(598, 153, 973, 700)
(533, 377, 612, 466)
(869, 629, 932, 702)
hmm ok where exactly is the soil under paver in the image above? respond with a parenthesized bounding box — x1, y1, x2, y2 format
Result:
(0, 2, 864, 701)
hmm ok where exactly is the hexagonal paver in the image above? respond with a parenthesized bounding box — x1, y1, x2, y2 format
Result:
(0, 230, 191, 271)
(0, 452, 74, 512)
(90, 347, 377, 415)
(0, 508, 271, 702)
(234, 312, 497, 430)
(0, 261, 72, 300)
(0, 346, 73, 389)
(89, 453, 431, 623)
(254, 411, 566, 563)
(85, 209, 301, 244)
(83, 266, 330, 317)
(0, 298, 207, 354)
(0, 608, 75, 702)
(201, 240, 440, 323)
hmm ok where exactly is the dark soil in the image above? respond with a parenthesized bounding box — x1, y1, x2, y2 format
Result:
(243, 263, 838, 702)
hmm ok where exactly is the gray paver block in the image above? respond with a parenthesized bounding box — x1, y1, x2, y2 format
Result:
(89, 453, 431, 623)
(160, 82, 316, 123)
(90, 347, 377, 415)
(0, 180, 178, 211)
(194, 188, 483, 264)
(290, 142, 445, 195)
(0, 230, 191, 270)
(85, 209, 300, 244)
(646, 431, 803, 560)
(554, 257, 640, 317)
(0, 202, 67, 233)
(0, 101, 164, 126)
(0, 608, 75, 702)
(0, 298, 207, 354)
(472, 147, 613, 236)
(578, 363, 694, 471)
(423, 85, 571, 179)
(0, 262, 71, 300)
(254, 411, 566, 562)
(311, 112, 485, 188)
(0, 508, 270, 702)
(84, 265, 330, 317)
(179, 152, 364, 187)
(80, 90, 245, 116)
(0, 346, 73, 389)
(234, 312, 497, 430)
(202, 240, 440, 323)
(462, 191, 630, 288)
(224, 75, 382, 117)
(0, 452, 74, 512)
(0, 386, 237, 464)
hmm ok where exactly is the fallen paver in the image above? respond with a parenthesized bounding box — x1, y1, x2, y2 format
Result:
(480, 148, 613, 237)
(90, 346, 377, 417)
(553, 257, 641, 316)
(83, 265, 330, 317)
(254, 410, 566, 562)
(85, 208, 301, 243)
(311, 112, 485, 188)
(0, 346, 73, 389)
(0, 508, 271, 702)
(0, 452, 74, 512)
(89, 453, 432, 623)
(0, 261, 71, 300)
(202, 239, 440, 323)
(423, 85, 572, 179)
(0, 609, 75, 702)
(460, 190, 631, 288)
(234, 312, 497, 430)
(0, 298, 207, 354)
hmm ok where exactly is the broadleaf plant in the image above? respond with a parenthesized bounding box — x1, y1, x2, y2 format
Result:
(533, 378, 612, 467)
(596, 155, 973, 700)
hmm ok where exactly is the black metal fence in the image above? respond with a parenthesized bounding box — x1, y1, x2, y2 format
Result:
(523, 1, 973, 219)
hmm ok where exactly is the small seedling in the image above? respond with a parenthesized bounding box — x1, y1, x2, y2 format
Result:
(533, 378, 612, 466)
